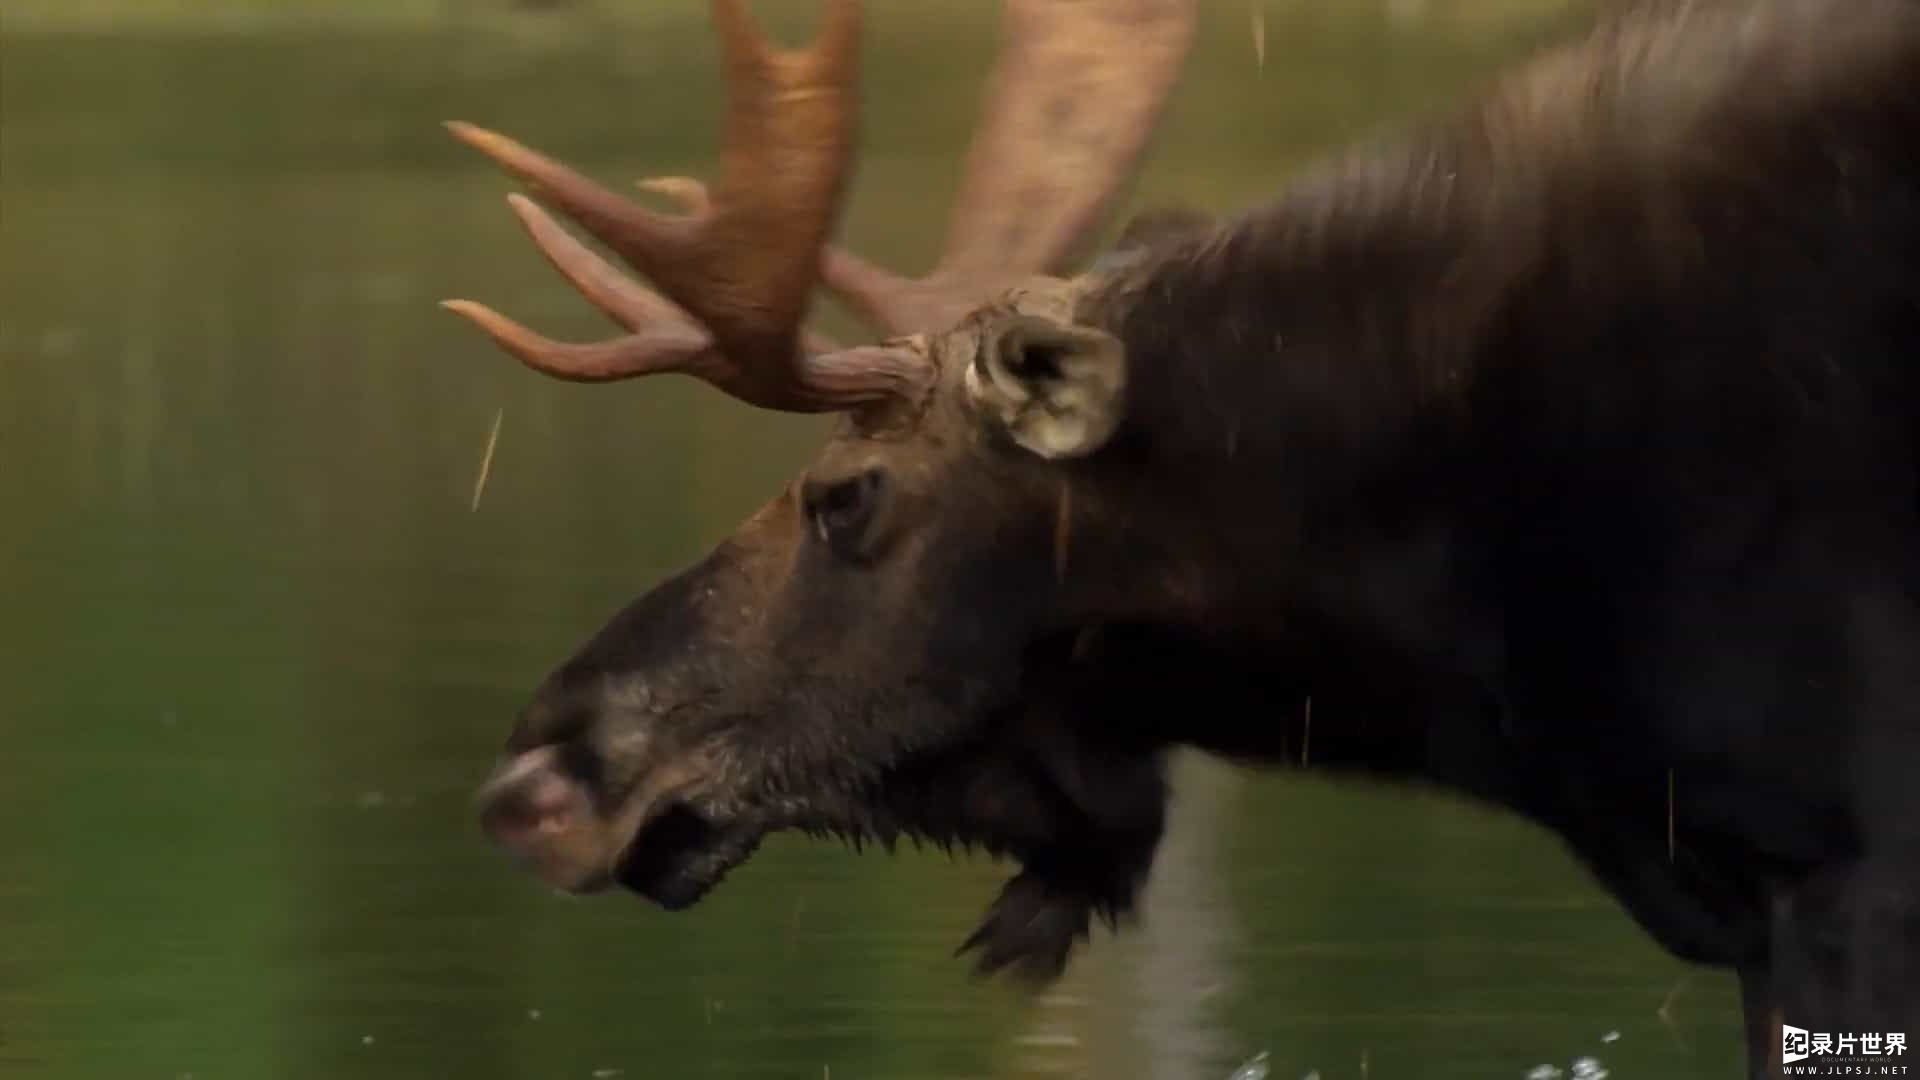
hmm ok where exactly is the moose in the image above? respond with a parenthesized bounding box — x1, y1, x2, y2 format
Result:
(448, 0, 1920, 1072)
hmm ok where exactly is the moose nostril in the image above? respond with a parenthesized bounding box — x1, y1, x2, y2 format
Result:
(479, 750, 588, 845)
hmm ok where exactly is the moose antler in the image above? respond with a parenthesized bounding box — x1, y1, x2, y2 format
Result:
(823, 0, 1201, 336)
(443, 0, 1198, 413)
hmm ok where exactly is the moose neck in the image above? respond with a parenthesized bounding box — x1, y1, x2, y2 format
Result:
(1071, 137, 1525, 698)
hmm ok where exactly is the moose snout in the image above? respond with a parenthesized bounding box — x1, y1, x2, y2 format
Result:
(477, 747, 596, 867)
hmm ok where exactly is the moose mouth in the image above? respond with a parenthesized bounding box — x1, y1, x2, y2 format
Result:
(615, 802, 765, 910)
(606, 720, 1169, 982)
(611, 792, 1009, 914)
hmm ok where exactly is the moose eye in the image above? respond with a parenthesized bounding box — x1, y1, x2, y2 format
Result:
(803, 468, 886, 554)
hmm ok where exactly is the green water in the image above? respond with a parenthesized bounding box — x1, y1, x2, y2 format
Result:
(2, 3, 1744, 1077)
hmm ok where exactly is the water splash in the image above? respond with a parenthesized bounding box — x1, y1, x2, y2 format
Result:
(1226, 1049, 1269, 1080)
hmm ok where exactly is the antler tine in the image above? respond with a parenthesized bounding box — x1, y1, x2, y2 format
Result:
(441, 192, 725, 387)
(505, 193, 684, 335)
(439, 299, 717, 385)
(819, 0, 1200, 339)
(696, 0, 860, 359)
(440, 295, 869, 400)
(446, 0, 905, 410)
(442, 192, 889, 408)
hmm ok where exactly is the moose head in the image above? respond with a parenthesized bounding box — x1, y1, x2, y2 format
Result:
(452, 0, 1217, 980)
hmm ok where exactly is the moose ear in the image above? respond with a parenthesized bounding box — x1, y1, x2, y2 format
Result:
(966, 315, 1128, 460)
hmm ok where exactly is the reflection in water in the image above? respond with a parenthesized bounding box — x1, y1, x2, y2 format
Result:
(1127, 756, 1246, 1080)
(1, 4, 1748, 1078)
(999, 759, 1243, 1080)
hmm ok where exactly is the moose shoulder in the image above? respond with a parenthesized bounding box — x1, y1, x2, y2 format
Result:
(448, 0, 1920, 1070)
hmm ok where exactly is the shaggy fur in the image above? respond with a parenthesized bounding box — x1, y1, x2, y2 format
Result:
(1069, 0, 1920, 1058)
